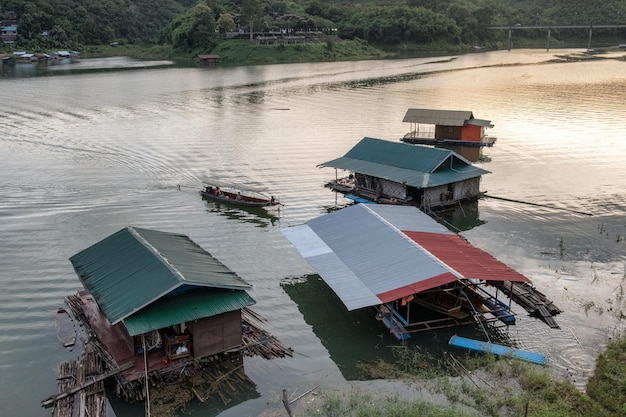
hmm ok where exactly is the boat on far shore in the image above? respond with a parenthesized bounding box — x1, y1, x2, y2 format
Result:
(199, 180, 282, 208)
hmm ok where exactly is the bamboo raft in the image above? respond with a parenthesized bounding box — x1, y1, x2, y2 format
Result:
(44, 299, 293, 417)
(493, 281, 561, 328)
(44, 346, 110, 416)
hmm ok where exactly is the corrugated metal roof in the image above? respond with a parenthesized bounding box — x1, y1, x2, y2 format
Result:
(281, 204, 531, 311)
(402, 109, 474, 126)
(70, 227, 252, 325)
(319, 137, 490, 188)
(404, 231, 530, 282)
(123, 288, 255, 336)
(402, 109, 494, 129)
(468, 119, 494, 128)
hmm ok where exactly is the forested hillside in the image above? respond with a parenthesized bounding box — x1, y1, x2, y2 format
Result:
(1, 0, 625, 52)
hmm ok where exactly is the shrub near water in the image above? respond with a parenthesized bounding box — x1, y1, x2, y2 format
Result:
(347, 345, 614, 417)
(587, 336, 626, 416)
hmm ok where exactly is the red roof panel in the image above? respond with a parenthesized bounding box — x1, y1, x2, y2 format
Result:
(376, 272, 458, 302)
(403, 231, 530, 283)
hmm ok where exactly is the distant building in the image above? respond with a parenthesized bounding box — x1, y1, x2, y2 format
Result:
(1, 24, 17, 44)
(195, 54, 220, 66)
(401, 109, 495, 147)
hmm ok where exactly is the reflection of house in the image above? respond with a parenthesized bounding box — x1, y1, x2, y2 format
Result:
(320, 137, 490, 209)
(401, 109, 495, 147)
(69, 226, 256, 382)
(281, 204, 541, 340)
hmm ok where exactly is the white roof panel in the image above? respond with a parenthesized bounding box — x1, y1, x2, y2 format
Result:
(281, 205, 457, 311)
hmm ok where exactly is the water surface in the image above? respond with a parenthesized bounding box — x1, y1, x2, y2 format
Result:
(1, 49, 625, 416)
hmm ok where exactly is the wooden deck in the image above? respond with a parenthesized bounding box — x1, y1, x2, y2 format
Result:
(66, 291, 163, 383)
(493, 281, 561, 328)
(64, 291, 292, 383)
(401, 135, 496, 148)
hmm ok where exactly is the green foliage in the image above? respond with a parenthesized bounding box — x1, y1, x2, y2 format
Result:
(216, 13, 235, 33)
(210, 38, 386, 66)
(162, 3, 216, 51)
(4, 0, 185, 49)
(587, 336, 626, 415)
(3, 0, 626, 54)
(337, 6, 461, 45)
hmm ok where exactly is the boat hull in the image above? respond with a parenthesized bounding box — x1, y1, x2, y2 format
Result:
(200, 191, 275, 208)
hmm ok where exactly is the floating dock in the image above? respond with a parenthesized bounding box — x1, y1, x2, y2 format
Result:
(448, 335, 548, 365)
(401, 136, 496, 147)
(493, 281, 561, 328)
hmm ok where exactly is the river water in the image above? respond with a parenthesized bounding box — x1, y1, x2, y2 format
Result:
(1, 49, 625, 416)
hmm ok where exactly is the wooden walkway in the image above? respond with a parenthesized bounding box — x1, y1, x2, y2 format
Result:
(43, 295, 292, 417)
(494, 281, 561, 328)
(42, 347, 132, 416)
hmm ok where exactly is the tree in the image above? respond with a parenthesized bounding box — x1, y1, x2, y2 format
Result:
(163, 3, 216, 50)
(216, 13, 235, 33)
(241, 0, 263, 40)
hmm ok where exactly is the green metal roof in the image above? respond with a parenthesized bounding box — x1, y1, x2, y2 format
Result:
(70, 227, 252, 325)
(319, 137, 490, 188)
(402, 109, 493, 128)
(123, 288, 256, 336)
(402, 109, 474, 126)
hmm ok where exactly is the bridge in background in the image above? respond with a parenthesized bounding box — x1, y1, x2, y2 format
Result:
(485, 24, 626, 51)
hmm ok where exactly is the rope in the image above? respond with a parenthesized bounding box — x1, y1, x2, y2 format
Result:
(458, 284, 492, 343)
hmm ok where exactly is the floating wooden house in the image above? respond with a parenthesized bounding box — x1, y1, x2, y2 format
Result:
(44, 226, 292, 415)
(320, 137, 490, 209)
(68, 226, 258, 382)
(401, 109, 495, 147)
(281, 204, 556, 340)
(195, 54, 220, 66)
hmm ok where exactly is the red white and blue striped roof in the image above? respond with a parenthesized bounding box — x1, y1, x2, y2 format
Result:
(281, 204, 530, 311)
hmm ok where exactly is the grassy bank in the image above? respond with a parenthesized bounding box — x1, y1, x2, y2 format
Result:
(291, 339, 626, 417)
(79, 37, 626, 68)
(208, 38, 387, 66)
(80, 38, 388, 66)
(81, 43, 182, 60)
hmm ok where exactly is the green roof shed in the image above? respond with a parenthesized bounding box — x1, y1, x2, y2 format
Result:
(319, 137, 490, 189)
(70, 227, 255, 330)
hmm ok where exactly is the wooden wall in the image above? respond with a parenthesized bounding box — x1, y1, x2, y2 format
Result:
(188, 310, 243, 358)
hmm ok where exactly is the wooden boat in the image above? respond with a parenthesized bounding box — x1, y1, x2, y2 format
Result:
(55, 308, 76, 350)
(199, 180, 281, 208)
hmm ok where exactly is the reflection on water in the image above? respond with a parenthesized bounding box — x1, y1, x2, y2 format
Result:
(282, 275, 398, 380)
(107, 361, 261, 417)
(202, 198, 281, 228)
(436, 199, 487, 232)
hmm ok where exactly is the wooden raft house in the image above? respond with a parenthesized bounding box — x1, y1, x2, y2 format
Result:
(195, 54, 220, 66)
(281, 204, 561, 341)
(321, 137, 490, 210)
(401, 108, 496, 147)
(43, 226, 292, 416)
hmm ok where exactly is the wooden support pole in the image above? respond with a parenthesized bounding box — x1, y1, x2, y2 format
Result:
(282, 389, 293, 417)
(508, 29, 512, 51)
